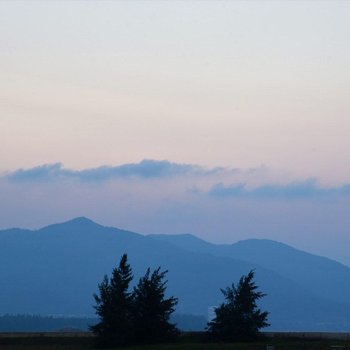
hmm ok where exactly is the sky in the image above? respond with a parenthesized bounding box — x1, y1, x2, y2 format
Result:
(1, 1, 350, 265)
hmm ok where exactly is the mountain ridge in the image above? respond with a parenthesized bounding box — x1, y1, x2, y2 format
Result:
(1, 217, 350, 331)
(149, 232, 350, 306)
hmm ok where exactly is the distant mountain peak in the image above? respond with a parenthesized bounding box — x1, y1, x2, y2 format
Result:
(150, 232, 204, 240)
(66, 217, 97, 225)
(38, 216, 103, 232)
(232, 238, 302, 253)
(234, 238, 288, 246)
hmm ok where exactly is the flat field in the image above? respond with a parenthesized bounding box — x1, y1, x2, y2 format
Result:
(0, 336, 349, 350)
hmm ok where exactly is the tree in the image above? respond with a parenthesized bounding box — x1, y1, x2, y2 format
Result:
(90, 254, 133, 347)
(132, 267, 178, 343)
(207, 270, 269, 341)
(91, 256, 179, 347)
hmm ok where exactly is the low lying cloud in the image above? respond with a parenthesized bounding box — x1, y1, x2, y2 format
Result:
(208, 179, 350, 199)
(5, 160, 218, 182)
(4, 161, 350, 200)
(6, 163, 64, 183)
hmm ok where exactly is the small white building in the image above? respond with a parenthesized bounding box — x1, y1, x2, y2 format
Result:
(208, 306, 217, 322)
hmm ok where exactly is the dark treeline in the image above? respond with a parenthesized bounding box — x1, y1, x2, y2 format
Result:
(0, 314, 96, 332)
(0, 314, 206, 332)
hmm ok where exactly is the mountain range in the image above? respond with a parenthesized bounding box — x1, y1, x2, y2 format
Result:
(1, 217, 350, 331)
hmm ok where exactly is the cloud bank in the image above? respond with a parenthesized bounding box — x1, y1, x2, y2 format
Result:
(5, 160, 216, 182)
(4, 160, 350, 199)
(208, 179, 350, 199)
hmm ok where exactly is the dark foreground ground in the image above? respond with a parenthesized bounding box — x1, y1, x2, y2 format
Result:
(0, 334, 349, 350)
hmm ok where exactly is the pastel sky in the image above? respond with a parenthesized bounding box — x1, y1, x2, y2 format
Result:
(1, 1, 350, 265)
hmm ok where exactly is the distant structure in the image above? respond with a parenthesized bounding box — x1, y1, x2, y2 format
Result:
(207, 306, 217, 322)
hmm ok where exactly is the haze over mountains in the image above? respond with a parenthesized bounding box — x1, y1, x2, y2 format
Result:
(1, 217, 350, 331)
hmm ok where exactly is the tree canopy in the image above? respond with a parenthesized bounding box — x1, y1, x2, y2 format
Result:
(90, 254, 133, 347)
(133, 267, 178, 343)
(91, 254, 178, 347)
(207, 270, 269, 341)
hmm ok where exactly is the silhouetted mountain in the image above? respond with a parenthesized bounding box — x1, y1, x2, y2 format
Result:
(1, 218, 350, 331)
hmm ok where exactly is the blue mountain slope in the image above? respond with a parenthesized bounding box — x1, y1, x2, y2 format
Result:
(229, 239, 350, 305)
(149, 234, 350, 306)
(1, 218, 350, 331)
